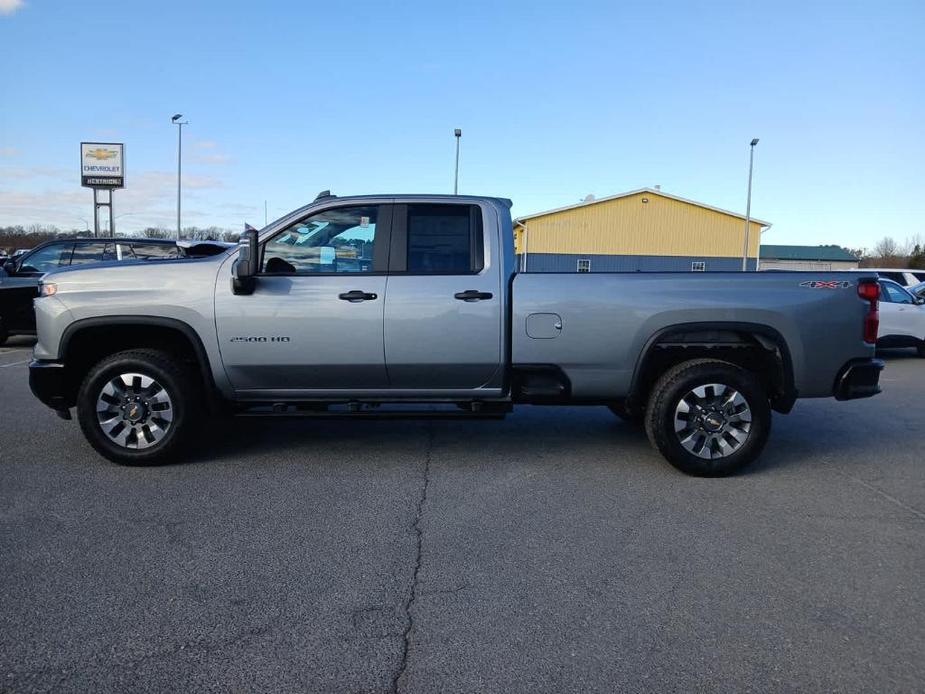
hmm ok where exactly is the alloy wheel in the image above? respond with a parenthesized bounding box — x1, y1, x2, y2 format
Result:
(96, 372, 174, 449)
(673, 383, 752, 459)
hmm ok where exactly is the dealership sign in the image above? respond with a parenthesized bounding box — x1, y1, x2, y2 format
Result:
(80, 142, 124, 188)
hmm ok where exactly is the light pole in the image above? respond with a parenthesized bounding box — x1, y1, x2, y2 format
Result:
(742, 137, 759, 271)
(171, 114, 188, 239)
(453, 128, 462, 195)
(111, 212, 134, 236)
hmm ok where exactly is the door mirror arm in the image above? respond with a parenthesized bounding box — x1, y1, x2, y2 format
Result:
(232, 228, 259, 295)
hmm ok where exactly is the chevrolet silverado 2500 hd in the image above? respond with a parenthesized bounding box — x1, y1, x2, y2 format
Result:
(29, 193, 884, 475)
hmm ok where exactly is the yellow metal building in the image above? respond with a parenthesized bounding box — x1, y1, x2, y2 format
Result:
(514, 188, 770, 272)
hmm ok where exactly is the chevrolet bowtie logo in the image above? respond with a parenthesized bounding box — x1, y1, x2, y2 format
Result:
(85, 148, 118, 160)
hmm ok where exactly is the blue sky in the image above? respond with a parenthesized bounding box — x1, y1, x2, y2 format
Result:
(1, 0, 923, 250)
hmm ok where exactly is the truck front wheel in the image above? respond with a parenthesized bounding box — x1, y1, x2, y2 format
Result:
(644, 359, 771, 477)
(76, 349, 201, 465)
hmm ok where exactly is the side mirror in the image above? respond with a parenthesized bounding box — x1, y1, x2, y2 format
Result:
(915, 297, 925, 306)
(232, 228, 259, 295)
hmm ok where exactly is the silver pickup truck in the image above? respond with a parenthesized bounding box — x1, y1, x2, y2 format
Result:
(29, 193, 884, 476)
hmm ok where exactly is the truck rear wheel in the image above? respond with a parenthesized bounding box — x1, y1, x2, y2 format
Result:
(77, 349, 201, 466)
(644, 359, 771, 477)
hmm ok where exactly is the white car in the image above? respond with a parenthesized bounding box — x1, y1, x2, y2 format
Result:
(878, 279, 925, 356)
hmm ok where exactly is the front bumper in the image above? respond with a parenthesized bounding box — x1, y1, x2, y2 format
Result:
(834, 358, 885, 401)
(29, 360, 73, 418)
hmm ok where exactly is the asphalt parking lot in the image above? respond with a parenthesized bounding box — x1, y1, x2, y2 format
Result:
(1, 336, 923, 693)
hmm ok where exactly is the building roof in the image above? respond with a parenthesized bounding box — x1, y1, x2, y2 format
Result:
(760, 245, 858, 262)
(514, 187, 772, 228)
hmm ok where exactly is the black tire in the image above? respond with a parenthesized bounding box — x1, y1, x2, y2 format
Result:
(0, 329, 8, 347)
(644, 359, 771, 477)
(917, 342, 925, 358)
(77, 349, 202, 465)
(607, 403, 645, 426)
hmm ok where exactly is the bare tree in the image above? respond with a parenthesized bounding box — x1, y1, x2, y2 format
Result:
(873, 237, 901, 259)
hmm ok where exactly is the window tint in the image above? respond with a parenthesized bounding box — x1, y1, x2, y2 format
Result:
(913, 272, 925, 282)
(122, 243, 180, 260)
(70, 242, 114, 266)
(880, 272, 906, 285)
(263, 205, 377, 274)
(406, 204, 482, 274)
(18, 244, 73, 274)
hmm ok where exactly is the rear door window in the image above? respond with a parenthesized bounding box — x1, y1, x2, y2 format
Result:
(879, 271, 906, 285)
(69, 242, 114, 266)
(401, 204, 483, 274)
(125, 243, 180, 260)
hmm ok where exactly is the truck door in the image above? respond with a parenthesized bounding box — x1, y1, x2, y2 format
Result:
(383, 202, 503, 392)
(215, 204, 391, 392)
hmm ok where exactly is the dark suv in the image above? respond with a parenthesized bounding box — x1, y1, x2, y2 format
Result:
(0, 237, 230, 344)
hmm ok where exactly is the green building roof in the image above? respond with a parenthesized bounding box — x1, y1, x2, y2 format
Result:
(760, 245, 858, 262)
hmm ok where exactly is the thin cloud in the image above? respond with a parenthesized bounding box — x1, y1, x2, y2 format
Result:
(195, 153, 233, 165)
(194, 140, 218, 149)
(0, 147, 21, 157)
(0, 169, 225, 230)
(0, 0, 24, 16)
(0, 166, 70, 181)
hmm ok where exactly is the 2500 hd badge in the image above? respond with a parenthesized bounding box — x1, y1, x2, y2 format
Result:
(229, 336, 291, 343)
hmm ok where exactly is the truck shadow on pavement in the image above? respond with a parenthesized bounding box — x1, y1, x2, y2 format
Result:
(188, 392, 895, 478)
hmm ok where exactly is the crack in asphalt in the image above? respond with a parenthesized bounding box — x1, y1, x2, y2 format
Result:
(391, 423, 433, 694)
(848, 475, 925, 520)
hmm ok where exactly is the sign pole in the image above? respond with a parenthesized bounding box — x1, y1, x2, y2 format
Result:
(92, 188, 100, 237)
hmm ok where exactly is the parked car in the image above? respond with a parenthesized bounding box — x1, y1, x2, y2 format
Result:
(0, 237, 231, 345)
(855, 268, 925, 287)
(907, 281, 925, 299)
(27, 194, 885, 476)
(877, 279, 925, 356)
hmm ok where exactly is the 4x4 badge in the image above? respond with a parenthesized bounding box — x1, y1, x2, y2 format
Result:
(799, 280, 852, 289)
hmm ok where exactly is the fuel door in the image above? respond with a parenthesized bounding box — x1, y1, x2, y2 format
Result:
(526, 312, 563, 339)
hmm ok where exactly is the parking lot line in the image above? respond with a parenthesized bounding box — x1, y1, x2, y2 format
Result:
(0, 359, 30, 368)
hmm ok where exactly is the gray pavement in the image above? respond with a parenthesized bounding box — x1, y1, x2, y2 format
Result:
(1, 336, 923, 692)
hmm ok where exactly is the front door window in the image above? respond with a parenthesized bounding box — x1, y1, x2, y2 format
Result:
(262, 206, 378, 274)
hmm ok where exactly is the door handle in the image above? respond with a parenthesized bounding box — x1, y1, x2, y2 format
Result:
(338, 290, 378, 302)
(454, 290, 493, 302)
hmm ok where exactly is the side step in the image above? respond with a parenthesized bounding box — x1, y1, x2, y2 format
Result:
(234, 402, 512, 420)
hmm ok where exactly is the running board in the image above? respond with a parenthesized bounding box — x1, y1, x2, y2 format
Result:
(234, 402, 511, 420)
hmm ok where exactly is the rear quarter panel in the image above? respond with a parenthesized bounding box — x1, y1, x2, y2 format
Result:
(512, 272, 876, 400)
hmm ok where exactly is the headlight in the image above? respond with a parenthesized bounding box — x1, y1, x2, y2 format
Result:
(39, 282, 58, 297)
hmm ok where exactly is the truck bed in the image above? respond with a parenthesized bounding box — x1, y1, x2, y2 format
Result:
(512, 271, 876, 400)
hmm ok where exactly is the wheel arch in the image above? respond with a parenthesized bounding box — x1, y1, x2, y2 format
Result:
(59, 316, 221, 411)
(627, 321, 797, 415)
